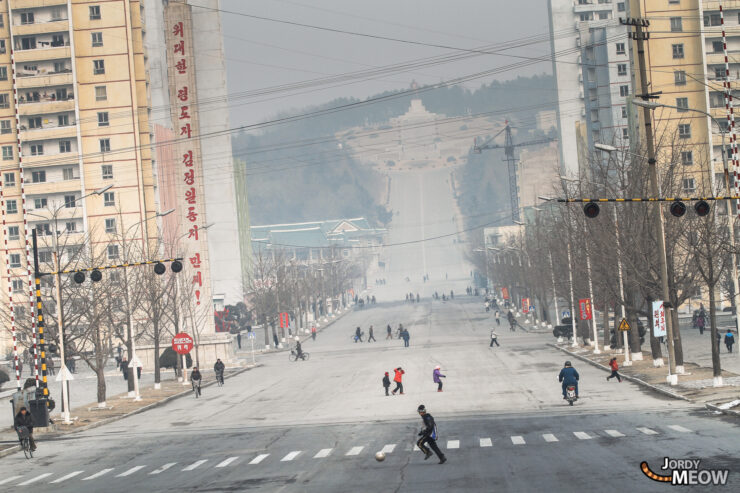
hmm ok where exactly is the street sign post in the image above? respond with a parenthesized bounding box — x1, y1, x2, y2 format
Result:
(618, 318, 631, 331)
(652, 301, 666, 338)
(247, 332, 256, 365)
(562, 309, 571, 320)
(579, 299, 593, 320)
(172, 332, 194, 384)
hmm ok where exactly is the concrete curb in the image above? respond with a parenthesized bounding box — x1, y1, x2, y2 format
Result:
(0, 364, 260, 459)
(705, 402, 740, 418)
(547, 343, 691, 402)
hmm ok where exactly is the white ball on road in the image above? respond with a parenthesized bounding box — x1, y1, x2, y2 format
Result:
(375, 452, 386, 462)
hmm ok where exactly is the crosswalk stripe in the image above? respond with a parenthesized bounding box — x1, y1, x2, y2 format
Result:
(82, 469, 113, 481)
(637, 427, 658, 435)
(281, 451, 301, 461)
(0, 476, 22, 485)
(479, 438, 492, 447)
(116, 466, 145, 477)
(150, 463, 176, 475)
(542, 434, 558, 442)
(346, 446, 364, 456)
(216, 457, 239, 468)
(249, 454, 269, 465)
(447, 440, 460, 449)
(18, 473, 52, 485)
(511, 436, 525, 445)
(573, 432, 591, 440)
(604, 430, 625, 438)
(381, 444, 396, 454)
(314, 448, 333, 458)
(182, 460, 207, 471)
(51, 471, 84, 484)
(667, 425, 692, 433)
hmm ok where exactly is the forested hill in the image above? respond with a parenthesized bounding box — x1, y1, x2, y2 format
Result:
(233, 74, 555, 226)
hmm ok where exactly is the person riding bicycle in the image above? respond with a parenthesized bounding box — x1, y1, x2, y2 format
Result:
(214, 359, 225, 384)
(558, 360, 580, 400)
(191, 366, 202, 396)
(295, 339, 305, 360)
(14, 406, 36, 451)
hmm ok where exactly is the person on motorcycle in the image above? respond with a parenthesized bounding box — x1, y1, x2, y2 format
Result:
(558, 360, 580, 399)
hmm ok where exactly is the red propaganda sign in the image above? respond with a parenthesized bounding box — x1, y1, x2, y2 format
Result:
(501, 287, 510, 300)
(172, 332, 194, 355)
(522, 298, 530, 314)
(579, 299, 593, 321)
(279, 312, 290, 328)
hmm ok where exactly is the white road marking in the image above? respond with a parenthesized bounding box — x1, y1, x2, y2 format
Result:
(346, 446, 364, 456)
(82, 469, 114, 481)
(0, 476, 22, 485)
(447, 440, 460, 449)
(314, 448, 333, 458)
(51, 471, 84, 484)
(150, 463, 176, 475)
(511, 436, 525, 445)
(542, 434, 558, 442)
(18, 473, 52, 485)
(604, 430, 625, 438)
(381, 444, 396, 454)
(116, 466, 145, 477)
(667, 425, 692, 433)
(479, 438, 493, 447)
(281, 451, 301, 461)
(216, 457, 239, 468)
(637, 427, 658, 435)
(182, 460, 207, 471)
(249, 454, 269, 464)
(573, 432, 591, 440)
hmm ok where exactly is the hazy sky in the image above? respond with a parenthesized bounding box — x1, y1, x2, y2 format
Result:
(220, 0, 551, 128)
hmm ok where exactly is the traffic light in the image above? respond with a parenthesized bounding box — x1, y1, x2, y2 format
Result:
(90, 269, 102, 282)
(171, 260, 183, 273)
(73, 272, 85, 284)
(669, 201, 687, 217)
(154, 262, 167, 275)
(583, 201, 600, 218)
(695, 200, 710, 217)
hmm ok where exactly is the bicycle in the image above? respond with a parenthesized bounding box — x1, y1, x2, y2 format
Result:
(288, 350, 310, 362)
(16, 426, 33, 459)
(216, 371, 224, 387)
(192, 379, 201, 399)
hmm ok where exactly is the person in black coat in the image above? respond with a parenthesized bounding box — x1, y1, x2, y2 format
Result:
(14, 407, 36, 451)
(120, 357, 129, 380)
(382, 372, 391, 396)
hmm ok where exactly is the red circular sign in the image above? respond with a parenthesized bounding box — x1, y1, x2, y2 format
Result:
(172, 332, 194, 355)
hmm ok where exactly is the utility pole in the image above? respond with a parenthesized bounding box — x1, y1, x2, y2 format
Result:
(622, 17, 678, 384)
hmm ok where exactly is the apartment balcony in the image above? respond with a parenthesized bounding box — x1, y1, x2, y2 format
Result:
(13, 45, 70, 64)
(706, 51, 740, 66)
(19, 124, 76, 142)
(573, 2, 613, 13)
(14, 72, 73, 89)
(17, 98, 74, 116)
(18, 151, 76, 168)
(12, 19, 69, 36)
(25, 179, 81, 196)
(10, 0, 69, 8)
(703, 1, 740, 13)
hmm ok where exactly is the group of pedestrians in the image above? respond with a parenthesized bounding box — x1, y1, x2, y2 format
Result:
(406, 293, 420, 303)
(354, 323, 410, 345)
(381, 365, 446, 395)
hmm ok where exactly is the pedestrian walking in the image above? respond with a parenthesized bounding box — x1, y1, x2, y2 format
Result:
(17, 360, 23, 377)
(485, 301, 490, 312)
(273, 333, 280, 348)
(47, 357, 55, 376)
(433, 366, 446, 392)
(355, 326, 363, 343)
(368, 325, 376, 342)
(402, 328, 410, 347)
(489, 329, 500, 347)
(396, 324, 403, 339)
(386, 324, 393, 340)
(495, 310, 500, 326)
(311, 326, 317, 340)
(392, 367, 405, 395)
(416, 405, 446, 464)
(606, 357, 622, 382)
(725, 330, 735, 353)
(697, 314, 705, 335)
(120, 357, 129, 380)
(237, 332, 242, 349)
(507, 311, 516, 331)
(382, 372, 391, 396)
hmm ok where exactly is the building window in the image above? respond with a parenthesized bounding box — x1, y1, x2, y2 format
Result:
(95, 86, 107, 101)
(672, 44, 684, 59)
(676, 97, 689, 112)
(0, 94, 9, 109)
(3, 172, 15, 186)
(63, 167, 75, 180)
(0, 40, 5, 55)
(579, 13, 593, 21)
(617, 63, 627, 76)
(107, 245, 119, 260)
(0, 14, 4, 28)
(64, 195, 76, 208)
(598, 12, 609, 20)
(38, 251, 52, 264)
(102, 164, 113, 179)
(20, 12, 35, 25)
(0, 67, 7, 81)
(90, 6, 102, 20)
(616, 42, 625, 55)
(682, 177, 696, 194)
(100, 138, 110, 153)
(0, 120, 11, 134)
(65, 222, 76, 233)
(617, 2, 625, 11)
(670, 17, 683, 32)
(681, 151, 693, 166)
(669, 0, 680, 4)
(34, 198, 48, 209)
(2, 146, 13, 160)
(621, 106, 627, 118)
(713, 41, 724, 53)
(59, 140, 71, 153)
(31, 170, 46, 183)
(98, 112, 109, 127)
(12, 280, 23, 293)
(8, 225, 19, 240)
(58, 115, 69, 127)
(715, 67, 725, 80)
(30, 144, 44, 156)
(705, 13, 722, 27)
(678, 123, 691, 139)
(6, 200, 17, 214)
(622, 128, 629, 140)
(28, 117, 42, 129)
(91, 32, 103, 47)
(104, 191, 115, 206)
(36, 223, 51, 236)
(105, 218, 116, 233)
(619, 85, 629, 97)
(9, 254, 21, 268)
(674, 70, 687, 85)
(93, 60, 105, 75)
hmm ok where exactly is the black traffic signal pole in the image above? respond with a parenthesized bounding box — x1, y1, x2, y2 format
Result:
(31, 230, 50, 399)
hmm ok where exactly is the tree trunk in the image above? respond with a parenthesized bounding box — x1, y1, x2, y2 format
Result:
(154, 319, 161, 387)
(602, 295, 610, 349)
(670, 307, 684, 369)
(708, 264, 722, 382)
(614, 303, 623, 350)
(126, 333, 134, 392)
(628, 309, 642, 357)
(95, 326, 106, 406)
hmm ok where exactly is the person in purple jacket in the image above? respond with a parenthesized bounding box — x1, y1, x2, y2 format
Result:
(433, 365, 446, 392)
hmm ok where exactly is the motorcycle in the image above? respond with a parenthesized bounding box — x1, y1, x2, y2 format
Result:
(565, 385, 578, 406)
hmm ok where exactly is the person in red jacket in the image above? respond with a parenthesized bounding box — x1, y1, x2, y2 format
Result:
(392, 367, 405, 395)
(606, 357, 622, 382)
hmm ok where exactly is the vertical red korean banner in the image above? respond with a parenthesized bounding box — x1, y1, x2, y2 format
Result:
(579, 299, 593, 320)
(521, 298, 530, 314)
(501, 287, 510, 300)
